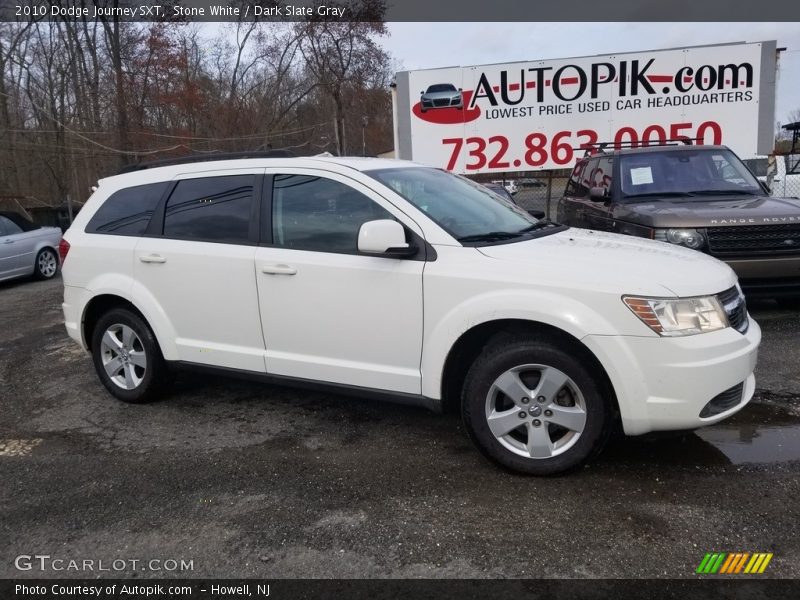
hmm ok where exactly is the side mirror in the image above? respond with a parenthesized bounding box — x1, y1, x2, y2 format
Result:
(458, 88, 462, 92)
(589, 186, 609, 201)
(358, 220, 417, 258)
(420, 90, 425, 95)
(527, 209, 545, 219)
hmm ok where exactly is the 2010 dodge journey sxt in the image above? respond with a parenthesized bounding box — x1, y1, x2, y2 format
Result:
(61, 155, 761, 475)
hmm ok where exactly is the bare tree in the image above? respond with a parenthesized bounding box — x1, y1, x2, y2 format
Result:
(296, 3, 388, 155)
(0, 6, 396, 207)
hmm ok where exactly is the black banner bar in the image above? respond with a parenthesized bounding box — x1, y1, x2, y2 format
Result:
(1, 0, 800, 22)
(2, 579, 799, 600)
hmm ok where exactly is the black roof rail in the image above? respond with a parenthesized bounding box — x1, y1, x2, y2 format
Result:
(117, 149, 298, 174)
(579, 138, 701, 157)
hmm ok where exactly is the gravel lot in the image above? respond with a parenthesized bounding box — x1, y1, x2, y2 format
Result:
(1, 275, 798, 579)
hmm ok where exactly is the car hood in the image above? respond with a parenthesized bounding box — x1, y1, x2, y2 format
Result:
(614, 194, 800, 228)
(477, 227, 736, 297)
(422, 90, 460, 99)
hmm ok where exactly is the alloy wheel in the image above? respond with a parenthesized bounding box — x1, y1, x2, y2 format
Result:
(484, 363, 587, 459)
(100, 324, 147, 390)
(38, 250, 58, 277)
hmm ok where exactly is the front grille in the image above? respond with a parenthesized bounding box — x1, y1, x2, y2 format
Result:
(433, 98, 450, 107)
(700, 382, 745, 418)
(707, 224, 800, 256)
(717, 286, 749, 334)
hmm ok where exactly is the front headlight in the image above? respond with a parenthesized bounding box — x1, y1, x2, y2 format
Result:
(623, 295, 728, 336)
(654, 228, 706, 249)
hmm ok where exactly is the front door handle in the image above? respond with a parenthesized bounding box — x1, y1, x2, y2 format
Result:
(139, 254, 167, 264)
(261, 264, 297, 275)
(3, 239, 13, 244)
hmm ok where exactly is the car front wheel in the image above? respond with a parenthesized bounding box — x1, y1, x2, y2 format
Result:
(34, 248, 59, 279)
(462, 332, 613, 475)
(91, 308, 170, 403)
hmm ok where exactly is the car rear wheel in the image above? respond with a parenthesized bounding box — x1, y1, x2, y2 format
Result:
(461, 332, 613, 475)
(91, 308, 170, 403)
(34, 248, 58, 279)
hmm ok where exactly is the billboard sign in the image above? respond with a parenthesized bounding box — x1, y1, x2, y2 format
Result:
(393, 41, 777, 173)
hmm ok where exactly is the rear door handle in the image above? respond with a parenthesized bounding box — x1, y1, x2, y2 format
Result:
(139, 254, 167, 264)
(261, 264, 297, 275)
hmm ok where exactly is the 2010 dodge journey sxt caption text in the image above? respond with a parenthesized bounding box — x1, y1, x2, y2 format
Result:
(61, 155, 761, 475)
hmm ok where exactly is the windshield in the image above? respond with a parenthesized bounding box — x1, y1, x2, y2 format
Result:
(426, 84, 456, 93)
(619, 149, 762, 197)
(366, 167, 540, 241)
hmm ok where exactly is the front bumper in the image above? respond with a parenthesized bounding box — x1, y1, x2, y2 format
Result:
(583, 317, 761, 435)
(723, 255, 800, 294)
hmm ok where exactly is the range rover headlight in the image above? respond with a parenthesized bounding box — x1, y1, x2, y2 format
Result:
(654, 228, 706, 249)
(623, 295, 728, 336)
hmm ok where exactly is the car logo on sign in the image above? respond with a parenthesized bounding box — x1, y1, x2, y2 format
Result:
(783, 239, 796, 246)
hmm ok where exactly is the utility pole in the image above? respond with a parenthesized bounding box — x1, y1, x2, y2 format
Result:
(361, 115, 368, 157)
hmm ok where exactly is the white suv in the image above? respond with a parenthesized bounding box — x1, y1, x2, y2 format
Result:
(61, 155, 761, 475)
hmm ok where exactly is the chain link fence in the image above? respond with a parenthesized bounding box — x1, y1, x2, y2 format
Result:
(770, 154, 800, 198)
(743, 154, 800, 199)
(474, 170, 571, 218)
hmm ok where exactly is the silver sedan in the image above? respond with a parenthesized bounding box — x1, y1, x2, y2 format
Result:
(0, 212, 62, 283)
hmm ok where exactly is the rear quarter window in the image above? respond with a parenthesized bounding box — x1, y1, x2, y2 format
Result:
(86, 182, 169, 236)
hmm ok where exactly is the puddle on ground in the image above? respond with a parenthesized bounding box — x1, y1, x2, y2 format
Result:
(695, 403, 800, 465)
(603, 402, 800, 467)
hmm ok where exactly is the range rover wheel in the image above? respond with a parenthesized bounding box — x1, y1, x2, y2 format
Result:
(91, 308, 169, 403)
(34, 248, 58, 279)
(462, 333, 613, 475)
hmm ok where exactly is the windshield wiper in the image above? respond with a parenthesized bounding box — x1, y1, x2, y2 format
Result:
(517, 222, 551, 232)
(457, 231, 525, 243)
(622, 191, 695, 198)
(687, 189, 757, 196)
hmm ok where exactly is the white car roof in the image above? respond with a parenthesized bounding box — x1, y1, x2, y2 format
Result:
(97, 156, 422, 189)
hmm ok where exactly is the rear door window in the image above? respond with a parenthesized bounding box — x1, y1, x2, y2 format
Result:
(163, 175, 255, 244)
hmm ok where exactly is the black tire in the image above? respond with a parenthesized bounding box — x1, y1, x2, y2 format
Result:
(461, 332, 614, 475)
(90, 308, 170, 404)
(33, 247, 59, 279)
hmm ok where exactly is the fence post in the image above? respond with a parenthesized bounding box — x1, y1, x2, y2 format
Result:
(66, 194, 74, 225)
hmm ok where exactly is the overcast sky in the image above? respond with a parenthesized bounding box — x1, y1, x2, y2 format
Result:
(383, 22, 800, 126)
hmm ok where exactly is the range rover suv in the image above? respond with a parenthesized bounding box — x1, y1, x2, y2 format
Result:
(556, 144, 800, 299)
(61, 154, 760, 475)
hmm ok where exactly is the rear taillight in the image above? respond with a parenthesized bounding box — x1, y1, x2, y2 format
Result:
(58, 238, 70, 264)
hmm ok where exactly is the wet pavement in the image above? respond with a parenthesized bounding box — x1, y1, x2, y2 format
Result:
(0, 276, 798, 579)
